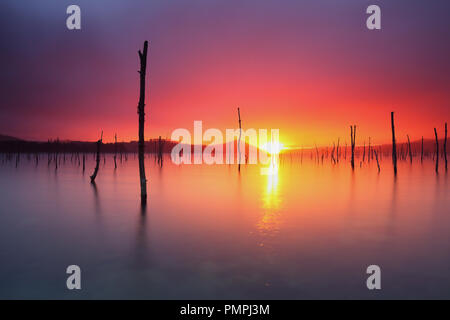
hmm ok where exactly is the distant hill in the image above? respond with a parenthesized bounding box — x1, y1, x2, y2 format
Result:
(0, 135, 264, 157)
(0, 134, 22, 142)
(0, 138, 178, 154)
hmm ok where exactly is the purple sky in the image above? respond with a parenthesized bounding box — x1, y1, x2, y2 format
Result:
(0, 0, 449, 145)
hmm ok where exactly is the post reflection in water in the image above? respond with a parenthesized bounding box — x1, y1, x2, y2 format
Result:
(90, 181, 101, 216)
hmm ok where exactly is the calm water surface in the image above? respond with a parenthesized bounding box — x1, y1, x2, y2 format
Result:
(0, 154, 449, 299)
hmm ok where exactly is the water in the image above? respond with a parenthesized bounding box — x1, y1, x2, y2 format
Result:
(0, 154, 449, 299)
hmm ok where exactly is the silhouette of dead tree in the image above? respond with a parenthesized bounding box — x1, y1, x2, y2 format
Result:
(407, 134, 412, 164)
(336, 138, 340, 163)
(157, 135, 165, 167)
(391, 112, 397, 175)
(90, 131, 103, 183)
(362, 140, 366, 162)
(350, 125, 356, 170)
(138, 41, 148, 204)
(374, 149, 380, 173)
(434, 128, 439, 173)
(237, 107, 242, 172)
(421, 136, 424, 163)
(114, 133, 118, 169)
(331, 142, 336, 164)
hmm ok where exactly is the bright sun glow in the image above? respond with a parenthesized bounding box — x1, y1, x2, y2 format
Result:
(260, 142, 284, 154)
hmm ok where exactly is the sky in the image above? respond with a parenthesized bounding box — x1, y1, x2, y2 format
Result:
(0, 0, 449, 147)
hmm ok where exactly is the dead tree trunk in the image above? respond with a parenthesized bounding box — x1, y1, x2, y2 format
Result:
(434, 128, 439, 173)
(407, 134, 412, 164)
(374, 150, 380, 173)
(391, 112, 397, 175)
(90, 131, 103, 183)
(421, 136, 424, 163)
(114, 133, 118, 169)
(336, 138, 340, 163)
(362, 141, 366, 162)
(368, 137, 371, 163)
(138, 41, 148, 204)
(445, 122, 448, 171)
(157, 135, 163, 166)
(331, 143, 336, 164)
(82, 153, 85, 172)
(237, 107, 242, 172)
(350, 125, 356, 170)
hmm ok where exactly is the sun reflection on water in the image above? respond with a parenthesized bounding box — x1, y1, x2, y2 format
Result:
(257, 155, 282, 246)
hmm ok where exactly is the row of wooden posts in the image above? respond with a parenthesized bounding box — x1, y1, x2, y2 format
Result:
(389, 112, 447, 174)
(0, 148, 166, 170)
(2, 110, 448, 200)
(304, 112, 447, 174)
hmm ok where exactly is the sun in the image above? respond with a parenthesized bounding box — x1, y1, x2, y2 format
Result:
(260, 142, 284, 155)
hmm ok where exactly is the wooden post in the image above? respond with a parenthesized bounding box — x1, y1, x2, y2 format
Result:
(331, 143, 336, 164)
(362, 141, 366, 162)
(374, 150, 380, 173)
(157, 136, 163, 166)
(336, 138, 340, 163)
(237, 107, 242, 172)
(434, 128, 439, 173)
(421, 136, 424, 163)
(407, 134, 412, 164)
(350, 126, 354, 169)
(114, 133, 118, 169)
(391, 112, 397, 175)
(90, 131, 103, 183)
(350, 125, 356, 170)
(138, 41, 148, 204)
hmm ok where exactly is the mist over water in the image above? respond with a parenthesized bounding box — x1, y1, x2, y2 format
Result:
(0, 154, 449, 299)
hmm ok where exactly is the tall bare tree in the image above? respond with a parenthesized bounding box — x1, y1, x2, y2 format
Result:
(138, 41, 148, 204)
